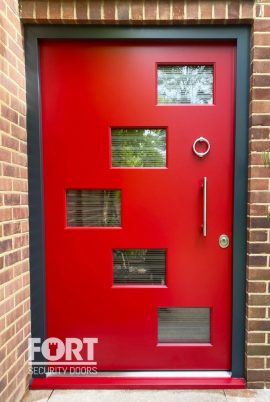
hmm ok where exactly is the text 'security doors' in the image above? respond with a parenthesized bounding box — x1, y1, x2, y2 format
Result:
(40, 41, 235, 370)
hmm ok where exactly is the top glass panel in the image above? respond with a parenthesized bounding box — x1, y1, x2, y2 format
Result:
(157, 65, 213, 105)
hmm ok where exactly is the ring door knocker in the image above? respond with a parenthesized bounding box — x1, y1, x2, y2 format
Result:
(192, 137, 210, 158)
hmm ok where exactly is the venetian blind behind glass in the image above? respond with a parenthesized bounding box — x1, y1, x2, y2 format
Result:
(111, 129, 166, 167)
(158, 65, 213, 105)
(67, 190, 121, 227)
(113, 249, 166, 285)
(158, 308, 210, 343)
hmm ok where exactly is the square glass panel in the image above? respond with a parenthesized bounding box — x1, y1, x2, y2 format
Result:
(158, 65, 213, 105)
(67, 190, 121, 227)
(158, 308, 210, 343)
(111, 129, 166, 167)
(113, 249, 166, 285)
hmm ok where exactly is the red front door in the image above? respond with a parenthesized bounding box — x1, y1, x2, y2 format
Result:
(40, 41, 235, 370)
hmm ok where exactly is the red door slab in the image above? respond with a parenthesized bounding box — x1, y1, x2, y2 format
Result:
(40, 41, 235, 370)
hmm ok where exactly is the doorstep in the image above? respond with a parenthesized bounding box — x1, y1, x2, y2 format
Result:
(22, 389, 270, 402)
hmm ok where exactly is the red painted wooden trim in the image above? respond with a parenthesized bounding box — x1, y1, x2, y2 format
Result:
(31, 377, 246, 389)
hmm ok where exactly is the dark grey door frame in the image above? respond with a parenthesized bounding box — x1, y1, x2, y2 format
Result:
(24, 25, 250, 378)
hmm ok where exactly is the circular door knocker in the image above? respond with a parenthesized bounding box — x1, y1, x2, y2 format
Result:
(193, 137, 211, 158)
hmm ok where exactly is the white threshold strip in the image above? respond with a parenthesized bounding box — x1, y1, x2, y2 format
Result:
(46, 371, 232, 378)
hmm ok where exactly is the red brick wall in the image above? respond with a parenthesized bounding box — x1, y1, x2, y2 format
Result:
(0, 0, 267, 397)
(0, 0, 30, 401)
(20, 1, 255, 23)
(247, 3, 270, 388)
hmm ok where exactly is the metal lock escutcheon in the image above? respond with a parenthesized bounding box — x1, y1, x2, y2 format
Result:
(219, 234, 229, 249)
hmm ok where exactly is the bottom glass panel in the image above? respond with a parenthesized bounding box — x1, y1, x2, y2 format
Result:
(158, 308, 210, 343)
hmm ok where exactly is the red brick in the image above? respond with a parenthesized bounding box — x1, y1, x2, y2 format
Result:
(250, 192, 270, 204)
(253, 47, 270, 60)
(247, 333, 266, 345)
(10, 96, 26, 116)
(0, 148, 11, 163)
(76, 1, 88, 20)
(0, 178, 12, 191)
(89, 0, 102, 20)
(35, 1, 48, 22)
(62, 1, 75, 20)
(247, 382, 265, 389)
(253, 60, 270, 74)
(5, 250, 21, 266)
(254, 34, 270, 46)
(247, 345, 270, 356)
(159, 0, 170, 20)
(0, 239, 12, 254)
(228, 1, 240, 19)
(247, 282, 266, 293)
(13, 207, 28, 219)
(247, 307, 267, 319)
(104, 1, 115, 20)
(1, 105, 18, 125)
(11, 124, 26, 141)
(131, 1, 143, 20)
(254, 20, 270, 33)
(14, 234, 28, 248)
(248, 255, 268, 269)
(3, 164, 20, 178)
(252, 88, 270, 101)
(4, 193, 20, 206)
(172, 1, 184, 20)
(117, 0, 129, 21)
(252, 115, 270, 126)
(249, 294, 270, 306)
(0, 268, 13, 283)
(242, 1, 254, 19)
(0, 208, 12, 222)
(248, 231, 268, 242)
(3, 222, 21, 236)
(250, 128, 270, 140)
(249, 243, 270, 255)
(186, 1, 198, 20)
(250, 141, 270, 153)
(249, 205, 268, 217)
(2, 135, 19, 151)
(49, 1, 61, 22)
(252, 101, 270, 114)
(13, 180, 28, 192)
(249, 179, 268, 191)
(250, 167, 270, 178)
(247, 357, 265, 369)
(247, 370, 270, 382)
(20, 0, 35, 21)
(200, 1, 212, 19)
(265, 5, 270, 17)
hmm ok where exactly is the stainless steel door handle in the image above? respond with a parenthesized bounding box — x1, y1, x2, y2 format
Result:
(203, 177, 207, 237)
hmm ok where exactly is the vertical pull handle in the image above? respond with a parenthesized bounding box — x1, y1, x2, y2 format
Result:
(203, 177, 207, 237)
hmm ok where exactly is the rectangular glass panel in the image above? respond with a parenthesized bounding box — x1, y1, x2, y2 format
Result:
(67, 190, 121, 227)
(111, 129, 166, 167)
(158, 65, 213, 105)
(113, 249, 166, 285)
(158, 308, 210, 343)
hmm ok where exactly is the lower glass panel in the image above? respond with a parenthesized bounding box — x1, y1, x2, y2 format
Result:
(158, 308, 210, 343)
(113, 249, 166, 285)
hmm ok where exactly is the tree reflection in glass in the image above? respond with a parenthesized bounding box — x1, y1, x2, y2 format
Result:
(158, 65, 213, 105)
(112, 129, 166, 167)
